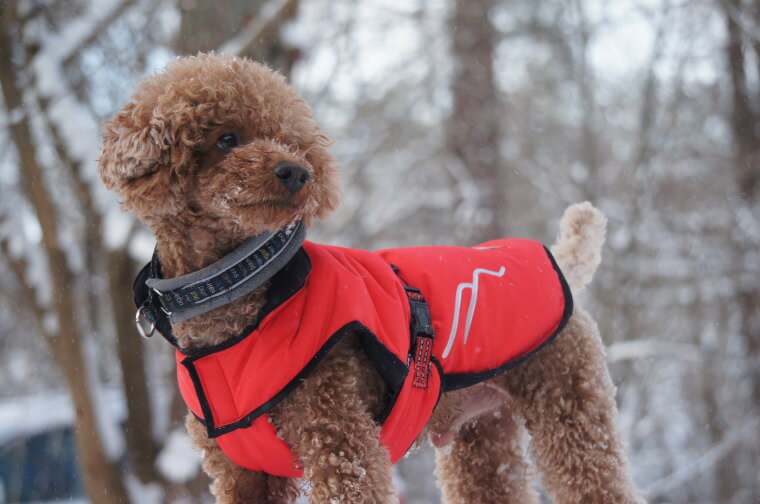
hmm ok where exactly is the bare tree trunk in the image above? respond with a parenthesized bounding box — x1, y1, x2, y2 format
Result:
(723, 0, 760, 402)
(700, 343, 735, 501)
(754, 0, 760, 103)
(722, 0, 760, 500)
(447, 0, 505, 243)
(107, 249, 164, 484)
(0, 7, 129, 503)
(724, 0, 758, 183)
(32, 69, 163, 487)
(573, 0, 599, 197)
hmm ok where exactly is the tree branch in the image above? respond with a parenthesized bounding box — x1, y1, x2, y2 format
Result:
(61, 0, 139, 67)
(643, 415, 760, 497)
(218, 0, 299, 56)
(27, 0, 139, 67)
(606, 339, 703, 363)
(0, 230, 48, 337)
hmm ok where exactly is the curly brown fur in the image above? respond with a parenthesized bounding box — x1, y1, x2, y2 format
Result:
(273, 337, 396, 504)
(550, 201, 607, 294)
(99, 53, 642, 504)
(491, 309, 644, 504)
(434, 405, 539, 504)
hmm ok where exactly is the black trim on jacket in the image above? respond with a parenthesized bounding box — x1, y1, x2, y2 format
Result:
(184, 321, 410, 438)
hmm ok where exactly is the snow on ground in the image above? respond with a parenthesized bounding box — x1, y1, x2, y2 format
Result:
(156, 428, 201, 484)
(0, 389, 124, 446)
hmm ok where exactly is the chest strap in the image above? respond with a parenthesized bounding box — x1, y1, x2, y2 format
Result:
(404, 286, 435, 390)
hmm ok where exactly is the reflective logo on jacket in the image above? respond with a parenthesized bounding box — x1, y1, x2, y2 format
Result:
(174, 238, 572, 477)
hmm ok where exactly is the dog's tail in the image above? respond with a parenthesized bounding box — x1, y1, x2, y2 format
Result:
(550, 202, 606, 293)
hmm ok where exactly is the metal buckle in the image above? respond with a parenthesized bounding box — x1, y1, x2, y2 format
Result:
(151, 288, 174, 317)
(135, 306, 156, 339)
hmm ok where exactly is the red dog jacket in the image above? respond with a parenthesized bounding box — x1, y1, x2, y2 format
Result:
(171, 238, 572, 477)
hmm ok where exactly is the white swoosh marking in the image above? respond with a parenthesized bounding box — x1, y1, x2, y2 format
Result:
(442, 266, 506, 359)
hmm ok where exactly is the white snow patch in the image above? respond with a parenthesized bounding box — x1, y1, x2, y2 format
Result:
(8, 108, 25, 125)
(126, 473, 163, 504)
(0, 389, 125, 446)
(0, 393, 74, 445)
(103, 208, 135, 249)
(84, 338, 126, 461)
(129, 228, 157, 263)
(42, 312, 59, 334)
(157, 428, 201, 483)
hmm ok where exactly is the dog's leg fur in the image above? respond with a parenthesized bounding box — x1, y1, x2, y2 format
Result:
(273, 337, 397, 504)
(186, 414, 301, 503)
(434, 405, 538, 504)
(496, 308, 643, 504)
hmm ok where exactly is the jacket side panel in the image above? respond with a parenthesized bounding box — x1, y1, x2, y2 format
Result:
(377, 239, 569, 376)
(319, 244, 412, 362)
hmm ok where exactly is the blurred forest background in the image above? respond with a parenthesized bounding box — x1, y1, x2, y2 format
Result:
(0, 0, 758, 503)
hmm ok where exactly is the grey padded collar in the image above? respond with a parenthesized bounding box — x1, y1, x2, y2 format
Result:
(146, 221, 306, 323)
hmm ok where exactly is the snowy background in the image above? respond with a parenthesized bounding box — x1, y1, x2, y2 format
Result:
(0, 0, 758, 503)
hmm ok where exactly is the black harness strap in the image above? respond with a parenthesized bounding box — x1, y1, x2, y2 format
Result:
(134, 251, 179, 347)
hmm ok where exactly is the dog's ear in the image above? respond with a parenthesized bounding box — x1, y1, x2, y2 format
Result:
(98, 102, 169, 191)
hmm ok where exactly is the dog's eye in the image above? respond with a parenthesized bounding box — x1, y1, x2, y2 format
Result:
(216, 133, 239, 151)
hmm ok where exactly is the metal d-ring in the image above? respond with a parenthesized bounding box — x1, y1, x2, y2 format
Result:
(135, 306, 156, 339)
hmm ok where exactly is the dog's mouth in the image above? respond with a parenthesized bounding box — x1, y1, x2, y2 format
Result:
(233, 192, 318, 227)
(208, 182, 319, 232)
(241, 199, 301, 209)
(218, 190, 309, 211)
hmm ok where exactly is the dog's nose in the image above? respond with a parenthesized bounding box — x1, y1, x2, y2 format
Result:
(274, 162, 310, 193)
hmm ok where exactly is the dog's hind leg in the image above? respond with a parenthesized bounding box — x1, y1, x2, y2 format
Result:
(273, 337, 398, 504)
(433, 404, 538, 504)
(185, 413, 301, 503)
(498, 309, 644, 504)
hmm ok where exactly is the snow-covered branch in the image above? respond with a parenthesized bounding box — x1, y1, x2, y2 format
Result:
(61, 0, 140, 67)
(30, 0, 137, 70)
(0, 228, 49, 337)
(218, 0, 299, 56)
(606, 339, 704, 363)
(643, 415, 760, 497)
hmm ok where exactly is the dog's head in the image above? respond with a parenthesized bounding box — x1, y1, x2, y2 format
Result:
(98, 54, 341, 235)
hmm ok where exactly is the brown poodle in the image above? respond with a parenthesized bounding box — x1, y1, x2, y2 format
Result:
(98, 53, 644, 504)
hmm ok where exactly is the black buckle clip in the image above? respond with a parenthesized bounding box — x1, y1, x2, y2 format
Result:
(405, 286, 434, 389)
(405, 287, 434, 338)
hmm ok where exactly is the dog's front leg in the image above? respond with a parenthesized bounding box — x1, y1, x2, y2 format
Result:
(185, 412, 301, 503)
(429, 387, 538, 504)
(272, 338, 398, 504)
